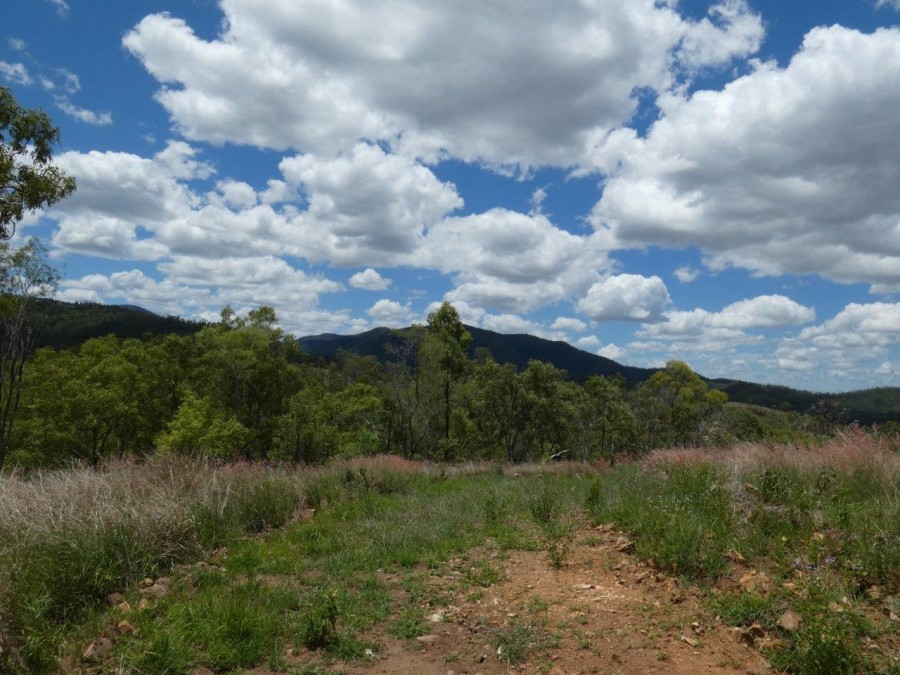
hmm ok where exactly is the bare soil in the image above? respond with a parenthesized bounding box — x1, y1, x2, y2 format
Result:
(286, 525, 773, 675)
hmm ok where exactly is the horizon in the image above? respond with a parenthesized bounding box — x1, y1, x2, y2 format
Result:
(2, 0, 899, 392)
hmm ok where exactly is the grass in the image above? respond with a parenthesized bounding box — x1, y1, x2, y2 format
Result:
(1, 430, 897, 674)
(585, 428, 899, 673)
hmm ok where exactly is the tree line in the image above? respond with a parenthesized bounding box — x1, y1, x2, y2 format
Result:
(0, 300, 830, 472)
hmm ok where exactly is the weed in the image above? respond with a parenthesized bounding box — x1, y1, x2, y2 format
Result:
(300, 589, 339, 650)
(388, 605, 427, 640)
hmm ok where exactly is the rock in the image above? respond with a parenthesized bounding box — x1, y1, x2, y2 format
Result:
(777, 610, 802, 632)
(137, 598, 151, 611)
(729, 627, 745, 644)
(82, 637, 113, 661)
(427, 611, 445, 623)
(634, 571, 650, 584)
(724, 548, 745, 563)
(141, 577, 172, 598)
(475, 654, 487, 664)
(416, 634, 438, 644)
(139, 578, 154, 589)
(615, 537, 635, 553)
(107, 592, 125, 606)
(680, 635, 699, 648)
(691, 621, 703, 634)
(116, 601, 132, 613)
(812, 532, 826, 542)
(738, 571, 773, 594)
(117, 620, 138, 636)
(866, 585, 882, 600)
(747, 623, 765, 640)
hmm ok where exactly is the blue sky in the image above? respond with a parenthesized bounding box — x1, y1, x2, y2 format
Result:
(3, 0, 900, 392)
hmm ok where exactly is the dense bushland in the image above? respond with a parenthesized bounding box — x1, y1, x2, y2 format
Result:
(2, 303, 830, 472)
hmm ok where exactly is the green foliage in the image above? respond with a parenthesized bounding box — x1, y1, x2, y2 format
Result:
(1, 86, 76, 239)
(158, 391, 250, 459)
(300, 588, 340, 649)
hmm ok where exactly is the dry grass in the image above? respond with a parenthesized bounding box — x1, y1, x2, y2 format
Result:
(643, 426, 899, 477)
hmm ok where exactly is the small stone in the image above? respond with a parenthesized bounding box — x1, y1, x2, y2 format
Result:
(82, 637, 113, 661)
(729, 627, 745, 644)
(139, 578, 154, 589)
(691, 621, 703, 634)
(117, 620, 138, 636)
(137, 598, 151, 611)
(747, 623, 765, 639)
(475, 654, 487, 664)
(778, 610, 802, 632)
(724, 548, 745, 563)
(738, 571, 772, 594)
(427, 611, 445, 623)
(416, 634, 438, 644)
(681, 635, 699, 648)
(634, 571, 650, 584)
(116, 601, 132, 613)
(107, 592, 125, 605)
(866, 585, 882, 600)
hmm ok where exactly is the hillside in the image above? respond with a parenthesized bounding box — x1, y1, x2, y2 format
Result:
(300, 325, 900, 424)
(30, 298, 206, 350)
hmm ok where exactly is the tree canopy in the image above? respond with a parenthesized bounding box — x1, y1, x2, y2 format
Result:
(1, 87, 76, 239)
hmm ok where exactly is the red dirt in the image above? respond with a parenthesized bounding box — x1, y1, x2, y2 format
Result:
(285, 525, 773, 675)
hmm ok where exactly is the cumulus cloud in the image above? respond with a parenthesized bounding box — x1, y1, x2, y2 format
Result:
(674, 266, 700, 283)
(775, 302, 900, 379)
(123, 0, 762, 167)
(592, 26, 900, 293)
(598, 343, 628, 361)
(281, 143, 462, 266)
(430, 209, 609, 312)
(640, 295, 814, 353)
(367, 299, 415, 327)
(551, 317, 588, 333)
(576, 336, 601, 350)
(576, 274, 671, 322)
(54, 97, 113, 125)
(0, 61, 32, 86)
(349, 268, 392, 291)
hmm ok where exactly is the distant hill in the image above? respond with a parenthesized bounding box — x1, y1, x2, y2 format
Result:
(31, 299, 206, 350)
(300, 325, 900, 425)
(18, 300, 899, 425)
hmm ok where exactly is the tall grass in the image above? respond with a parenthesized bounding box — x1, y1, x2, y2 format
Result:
(0, 457, 307, 671)
(586, 430, 899, 673)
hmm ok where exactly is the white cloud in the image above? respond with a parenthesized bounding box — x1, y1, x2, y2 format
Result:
(349, 268, 392, 291)
(46, 0, 69, 16)
(576, 274, 671, 322)
(281, 143, 462, 266)
(875, 0, 900, 10)
(480, 314, 544, 336)
(593, 26, 900, 293)
(429, 209, 609, 312)
(54, 97, 113, 125)
(123, 0, 761, 168)
(674, 266, 700, 283)
(0, 61, 32, 86)
(576, 336, 601, 350)
(598, 343, 628, 361)
(8, 39, 27, 52)
(367, 299, 415, 327)
(775, 302, 900, 376)
(551, 317, 588, 333)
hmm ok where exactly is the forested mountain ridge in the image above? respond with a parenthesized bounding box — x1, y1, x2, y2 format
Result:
(30, 298, 206, 350)
(19, 299, 899, 424)
(300, 326, 900, 425)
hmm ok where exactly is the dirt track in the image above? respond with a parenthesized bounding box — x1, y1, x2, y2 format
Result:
(281, 525, 773, 675)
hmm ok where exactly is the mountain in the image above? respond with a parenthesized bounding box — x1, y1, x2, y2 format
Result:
(31, 298, 206, 350)
(299, 325, 900, 425)
(299, 326, 656, 385)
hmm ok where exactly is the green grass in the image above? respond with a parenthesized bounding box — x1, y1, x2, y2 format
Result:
(3, 441, 897, 674)
(584, 455, 899, 674)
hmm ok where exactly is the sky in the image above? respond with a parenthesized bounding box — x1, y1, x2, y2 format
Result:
(2, 0, 900, 393)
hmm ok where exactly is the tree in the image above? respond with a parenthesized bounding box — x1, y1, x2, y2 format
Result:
(1, 87, 76, 239)
(0, 239, 57, 469)
(421, 302, 471, 458)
